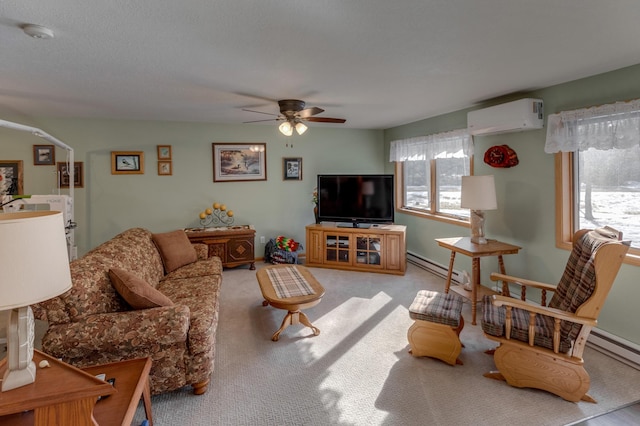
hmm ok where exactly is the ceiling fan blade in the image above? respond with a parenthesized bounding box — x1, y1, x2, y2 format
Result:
(243, 118, 280, 123)
(298, 107, 324, 118)
(305, 117, 346, 123)
(242, 108, 278, 117)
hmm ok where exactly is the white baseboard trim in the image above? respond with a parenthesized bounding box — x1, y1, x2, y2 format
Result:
(407, 251, 461, 283)
(408, 251, 640, 370)
(587, 328, 640, 370)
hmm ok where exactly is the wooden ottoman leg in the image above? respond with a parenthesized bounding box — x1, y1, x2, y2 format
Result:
(407, 320, 463, 366)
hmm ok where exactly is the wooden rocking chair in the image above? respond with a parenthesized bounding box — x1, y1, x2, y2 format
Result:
(481, 227, 630, 402)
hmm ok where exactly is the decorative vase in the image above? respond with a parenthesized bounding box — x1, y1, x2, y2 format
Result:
(313, 204, 319, 224)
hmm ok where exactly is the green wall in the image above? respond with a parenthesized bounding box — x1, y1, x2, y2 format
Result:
(0, 117, 384, 257)
(385, 63, 640, 345)
(2, 63, 639, 345)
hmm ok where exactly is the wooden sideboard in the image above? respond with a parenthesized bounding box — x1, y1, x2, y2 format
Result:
(185, 225, 255, 270)
(305, 223, 406, 275)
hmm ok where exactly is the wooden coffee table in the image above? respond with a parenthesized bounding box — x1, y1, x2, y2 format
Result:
(82, 357, 153, 426)
(257, 265, 325, 341)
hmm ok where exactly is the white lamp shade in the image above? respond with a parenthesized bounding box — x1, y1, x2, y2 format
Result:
(0, 211, 72, 310)
(279, 121, 293, 136)
(461, 175, 497, 211)
(295, 121, 308, 135)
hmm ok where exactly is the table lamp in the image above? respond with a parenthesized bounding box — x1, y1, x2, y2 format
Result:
(460, 175, 497, 244)
(0, 211, 72, 391)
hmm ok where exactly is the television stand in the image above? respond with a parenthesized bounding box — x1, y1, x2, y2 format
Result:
(305, 223, 406, 275)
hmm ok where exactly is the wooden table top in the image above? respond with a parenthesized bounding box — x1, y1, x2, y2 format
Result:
(0, 350, 115, 417)
(257, 265, 325, 305)
(435, 237, 521, 257)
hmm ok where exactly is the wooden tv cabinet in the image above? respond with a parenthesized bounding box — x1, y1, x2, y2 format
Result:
(305, 223, 406, 275)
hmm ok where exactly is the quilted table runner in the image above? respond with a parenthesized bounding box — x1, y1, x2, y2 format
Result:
(266, 266, 315, 298)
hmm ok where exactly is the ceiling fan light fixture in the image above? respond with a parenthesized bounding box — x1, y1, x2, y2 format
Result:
(279, 121, 293, 136)
(295, 121, 308, 135)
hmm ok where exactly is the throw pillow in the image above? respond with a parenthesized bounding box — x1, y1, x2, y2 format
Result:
(152, 230, 198, 273)
(109, 268, 173, 309)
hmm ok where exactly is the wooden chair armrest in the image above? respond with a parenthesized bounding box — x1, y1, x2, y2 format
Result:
(490, 272, 556, 304)
(490, 273, 556, 291)
(490, 295, 597, 327)
(490, 295, 597, 353)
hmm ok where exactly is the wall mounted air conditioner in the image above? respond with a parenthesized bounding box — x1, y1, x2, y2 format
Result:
(467, 98, 544, 136)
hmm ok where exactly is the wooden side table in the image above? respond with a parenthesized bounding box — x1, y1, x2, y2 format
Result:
(0, 350, 116, 426)
(185, 225, 256, 269)
(82, 357, 153, 426)
(435, 237, 521, 325)
(0, 352, 152, 426)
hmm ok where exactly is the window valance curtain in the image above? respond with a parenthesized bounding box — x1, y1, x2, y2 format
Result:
(545, 99, 640, 153)
(389, 128, 472, 162)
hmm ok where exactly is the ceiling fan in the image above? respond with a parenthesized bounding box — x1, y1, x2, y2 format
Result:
(243, 99, 346, 136)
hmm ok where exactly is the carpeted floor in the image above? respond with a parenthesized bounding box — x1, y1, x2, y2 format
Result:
(133, 263, 640, 426)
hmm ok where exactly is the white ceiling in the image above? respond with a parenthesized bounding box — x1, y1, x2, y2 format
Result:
(2, 1, 640, 130)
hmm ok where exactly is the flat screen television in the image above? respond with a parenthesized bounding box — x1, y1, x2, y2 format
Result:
(317, 174, 395, 227)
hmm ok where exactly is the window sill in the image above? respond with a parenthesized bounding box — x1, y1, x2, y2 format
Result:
(398, 207, 470, 227)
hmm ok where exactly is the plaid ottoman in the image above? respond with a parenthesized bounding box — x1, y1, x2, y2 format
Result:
(407, 290, 465, 365)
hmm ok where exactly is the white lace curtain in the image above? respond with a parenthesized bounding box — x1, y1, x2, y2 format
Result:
(545, 99, 640, 153)
(389, 128, 473, 162)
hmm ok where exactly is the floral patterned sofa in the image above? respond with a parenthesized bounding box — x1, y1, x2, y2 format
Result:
(32, 227, 223, 395)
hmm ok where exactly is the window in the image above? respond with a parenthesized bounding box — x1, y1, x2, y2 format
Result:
(547, 99, 640, 265)
(390, 129, 472, 224)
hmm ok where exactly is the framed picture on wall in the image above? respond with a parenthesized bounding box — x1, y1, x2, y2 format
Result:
(33, 145, 55, 165)
(57, 162, 84, 188)
(283, 157, 302, 181)
(212, 143, 267, 182)
(157, 145, 172, 160)
(158, 161, 172, 175)
(111, 151, 144, 174)
(0, 160, 23, 195)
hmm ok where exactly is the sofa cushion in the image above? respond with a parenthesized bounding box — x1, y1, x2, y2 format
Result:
(162, 256, 223, 281)
(157, 275, 221, 355)
(110, 268, 174, 309)
(153, 230, 198, 273)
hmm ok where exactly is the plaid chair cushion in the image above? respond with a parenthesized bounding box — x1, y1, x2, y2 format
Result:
(548, 230, 616, 342)
(409, 290, 463, 328)
(481, 229, 620, 353)
(481, 295, 573, 353)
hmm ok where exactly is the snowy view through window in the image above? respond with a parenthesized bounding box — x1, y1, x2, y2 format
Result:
(405, 147, 640, 249)
(578, 147, 640, 248)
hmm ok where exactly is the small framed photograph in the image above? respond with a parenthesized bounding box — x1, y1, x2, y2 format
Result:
(111, 151, 144, 174)
(0, 160, 23, 195)
(212, 143, 267, 182)
(33, 145, 55, 165)
(57, 162, 84, 188)
(158, 161, 172, 175)
(283, 157, 302, 181)
(157, 145, 172, 160)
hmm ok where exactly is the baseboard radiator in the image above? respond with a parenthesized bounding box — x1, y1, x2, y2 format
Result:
(587, 329, 640, 370)
(407, 251, 461, 283)
(407, 251, 640, 370)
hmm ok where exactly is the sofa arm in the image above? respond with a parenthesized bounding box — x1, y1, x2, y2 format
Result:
(41, 305, 191, 359)
(193, 243, 208, 260)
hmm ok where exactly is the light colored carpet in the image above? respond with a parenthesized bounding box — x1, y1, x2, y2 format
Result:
(133, 263, 640, 426)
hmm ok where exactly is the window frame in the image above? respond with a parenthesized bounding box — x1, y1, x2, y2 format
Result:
(555, 151, 640, 265)
(394, 157, 473, 228)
